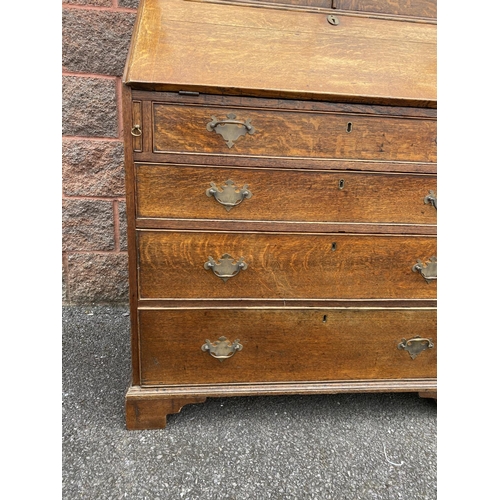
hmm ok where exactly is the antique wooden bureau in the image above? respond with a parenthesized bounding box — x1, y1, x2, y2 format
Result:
(122, 0, 437, 429)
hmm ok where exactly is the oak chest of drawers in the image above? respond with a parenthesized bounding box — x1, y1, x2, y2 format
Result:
(122, 0, 437, 429)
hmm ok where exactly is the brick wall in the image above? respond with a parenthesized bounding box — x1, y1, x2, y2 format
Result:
(62, 0, 139, 304)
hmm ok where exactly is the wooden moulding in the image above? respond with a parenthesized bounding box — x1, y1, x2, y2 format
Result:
(125, 380, 437, 429)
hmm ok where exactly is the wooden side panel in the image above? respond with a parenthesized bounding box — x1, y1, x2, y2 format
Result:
(135, 164, 437, 225)
(139, 308, 437, 385)
(152, 104, 437, 162)
(122, 84, 141, 385)
(137, 231, 437, 299)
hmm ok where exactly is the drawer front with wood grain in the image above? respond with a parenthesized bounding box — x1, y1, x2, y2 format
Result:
(137, 231, 437, 299)
(152, 103, 436, 162)
(139, 308, 437, 385)
(135, 163, 437, 225)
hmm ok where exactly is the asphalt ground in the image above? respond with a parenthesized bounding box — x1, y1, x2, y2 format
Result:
(62, 305, 437, 500)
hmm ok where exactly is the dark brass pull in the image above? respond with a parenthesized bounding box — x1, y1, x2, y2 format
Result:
(398, 336, 434, 359)
(204, 254, 248, 282)
(206, 180, 252, 212)
(206, 113, 255, 148)
(424, 190, 437, 210)
(202, 336, 242, 361)
(412, 256, 437, 283)
(131, 124, 142, 137)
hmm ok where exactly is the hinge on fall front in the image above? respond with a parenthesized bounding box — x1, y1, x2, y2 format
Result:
(178, 90, 200, 96)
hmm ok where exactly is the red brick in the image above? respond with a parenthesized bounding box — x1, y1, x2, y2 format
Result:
(119, 0, 139, 7)
(63, 139, 125, 197)
(62, 76, 118, 137)
(66, 253, 129, 304)
(118, 201, 128, 251)
(63, 0, 112, 5)
(63, 199, 115, 251)
(63, 9, 136, 76)
(63, 259, 69, 303)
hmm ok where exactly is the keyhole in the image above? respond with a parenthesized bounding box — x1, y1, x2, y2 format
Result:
(331, 242, 337, 251)
(339, 179, 345, 190)
(327, 15, 339, 25)
(346, 122, 353, 133)
(323, 315, 328, 323)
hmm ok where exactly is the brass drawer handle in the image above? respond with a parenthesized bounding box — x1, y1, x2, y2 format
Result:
(424, 190, 437, 210)
(398, 336, 434, 359)
(206, 180, 252, 212)
(206, 113, 255, 148)
(204, 254, 248, 282)
(131, 124, 142, 137)
(202, 336, 243, 361)
(412, 256, 437, 283)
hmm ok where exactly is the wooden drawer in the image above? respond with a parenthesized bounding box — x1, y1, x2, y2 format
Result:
(136, 163, 437, 225)
(152, 103, 436, 163)
(139, 308, 437, 385)
(137, 231, 437, 299)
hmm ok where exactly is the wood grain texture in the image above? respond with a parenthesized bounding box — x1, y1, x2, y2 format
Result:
(213, 0, 334, 10)
(152, 103, 437, 162)
(121, 1, 437, 426)
(125, 378, 436, 427)
(138, 308, 437, 385)
(126, 378, 437, 397)
(133, 90, 438, 119)
(135, 164, 437, 225)
(136, 218, 437, 236)
(138, 298, 437, 308)
(124, 0, 436, 106)
(203, 0, 436, 20)
(334, 0, 436, 19)
(122, 84, 141, 386)
(137, 231, 437, 299)
(125, 390, 206, 429)
(134, 152, 437, 175)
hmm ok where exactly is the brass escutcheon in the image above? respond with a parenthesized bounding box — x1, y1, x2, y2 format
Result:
(202, 336, 243, 361)
(412, 256, 437, 284)
(206, 180, 252, 211)
(398, 336, 434, 359)
(204, 254, 248, 282)
(327, 15, 340, 25)
(424, 190, 437, 210)
(206, 113, 255, 148)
